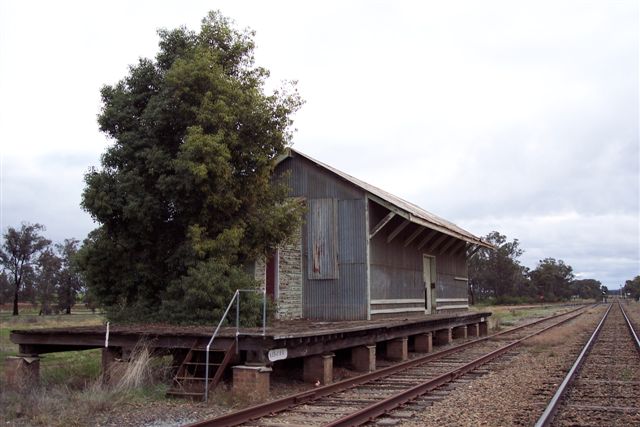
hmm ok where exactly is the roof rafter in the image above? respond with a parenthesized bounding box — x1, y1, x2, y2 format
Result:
(425, 233, 449, 254)
(417, 229, 439, 250)
(447, 240, 467, 256)
(369, 212, 395, 240)
(439, 236, 459, 253)
(387, 220, 410, 244)
(403, 227, 424, 247)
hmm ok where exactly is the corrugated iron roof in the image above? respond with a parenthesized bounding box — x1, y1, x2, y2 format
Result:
(278, 148, 493, 249)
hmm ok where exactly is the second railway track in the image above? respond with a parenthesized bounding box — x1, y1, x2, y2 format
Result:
(536, 301, 640, 426)
(187, 305, 595, 427)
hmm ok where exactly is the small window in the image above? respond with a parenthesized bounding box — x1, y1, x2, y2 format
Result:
(307, 198, 338, 280)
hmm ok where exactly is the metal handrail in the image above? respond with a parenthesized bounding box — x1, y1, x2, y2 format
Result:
(204, 288, 266, 401)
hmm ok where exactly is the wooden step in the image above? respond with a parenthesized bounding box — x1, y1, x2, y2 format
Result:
(168, 341, 236, 400)
(166, 390, 205, 399)
(184, 362, 222, 366)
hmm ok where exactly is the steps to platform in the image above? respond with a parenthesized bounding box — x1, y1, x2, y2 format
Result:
(167, 340, 236, 400)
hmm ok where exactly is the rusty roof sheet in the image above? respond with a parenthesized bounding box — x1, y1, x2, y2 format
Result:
(279, 148, 492, 248)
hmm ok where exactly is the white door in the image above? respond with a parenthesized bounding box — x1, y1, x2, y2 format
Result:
(423, 255, 433, 314)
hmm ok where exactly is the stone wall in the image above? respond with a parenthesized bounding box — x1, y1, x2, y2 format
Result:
(252, 227, 303, 320)
(276, 228, 303, 320)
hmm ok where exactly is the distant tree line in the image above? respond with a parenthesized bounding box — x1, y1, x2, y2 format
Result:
(469, 231, 610, 305)
(0, 223, 90, 315)
(623, 276, 640, 301)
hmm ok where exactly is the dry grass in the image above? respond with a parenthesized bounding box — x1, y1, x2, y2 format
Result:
(0, 340, 171, 426)
(113, 341, 155, 391)
(523, 308, 600, 352)
(472, 303, 590, 334)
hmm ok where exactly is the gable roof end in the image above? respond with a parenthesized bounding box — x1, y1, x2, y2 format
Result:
(276, 148, 493, 249)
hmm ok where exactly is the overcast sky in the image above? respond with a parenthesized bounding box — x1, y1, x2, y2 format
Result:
(1, 1, 638, 289)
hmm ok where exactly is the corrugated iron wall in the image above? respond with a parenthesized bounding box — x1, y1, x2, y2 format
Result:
(435, 252, 468, 300)
(369, 199, 469, 305)
(307, 199, 339, 280)
(278, 155, 364, 199)
(370, 222, 424, 300)
(276, 156, 368, 320)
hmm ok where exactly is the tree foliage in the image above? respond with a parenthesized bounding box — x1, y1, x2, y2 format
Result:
(570, 278, 602, 300)
(78, 11, 303, 323)
(36, 248, 61, 315)
(0, 223, 51, 315)
(469, 231, 605, 304)
(56, 239, 84, 314)
(623, 275, 640, 301)
(468, 231, 530, 303)
(529, 258, 575, 301)
(0, 270, 11, 305)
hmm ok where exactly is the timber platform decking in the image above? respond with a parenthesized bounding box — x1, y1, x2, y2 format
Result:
(11, 311, 490, 360)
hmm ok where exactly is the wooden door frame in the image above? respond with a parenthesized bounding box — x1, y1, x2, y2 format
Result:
(423, 254, 436, 314)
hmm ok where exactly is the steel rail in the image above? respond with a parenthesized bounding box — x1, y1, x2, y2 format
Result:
(325, 305, 593, 427)
(184, 304, 590, 427)
(619, 302, 640, 351)
(186, 305, 589, 427)
(533, 303, 613, 427)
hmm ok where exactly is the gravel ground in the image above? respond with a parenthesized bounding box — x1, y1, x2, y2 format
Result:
(401, 305, 606, 427)
(94, 378, 312, 427)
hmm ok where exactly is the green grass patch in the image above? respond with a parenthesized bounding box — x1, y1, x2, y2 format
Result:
(0, 311, 105, 376)
(41, 349, 102, 387)
(471, 303, 580, 332)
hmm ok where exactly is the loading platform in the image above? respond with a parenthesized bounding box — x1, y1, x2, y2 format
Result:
(9, 311, 490, 400)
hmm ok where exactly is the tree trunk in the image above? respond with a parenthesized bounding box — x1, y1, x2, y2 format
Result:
(13, 282, 19, 315)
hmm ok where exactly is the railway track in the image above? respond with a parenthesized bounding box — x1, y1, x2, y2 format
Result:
(535, 301, 640, 426)
(186, 305, 593, 427)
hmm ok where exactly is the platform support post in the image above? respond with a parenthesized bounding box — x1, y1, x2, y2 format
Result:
(414, 332, 433, 353)
(452, 325, 467, 340)
(467, 323, 479, 337)
(351, 344, 376, 372)
(232, 365, 272, 403)
(303, 353, 334, 385)
(4, 355, 40, 390)
(434, 328, 452, 346)
(479, 321, 488, 336)
(101, 347, 123, 385)
(386, 337, 408, 361)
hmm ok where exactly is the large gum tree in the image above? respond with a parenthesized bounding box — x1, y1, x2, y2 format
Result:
(79, 11, 303, 323)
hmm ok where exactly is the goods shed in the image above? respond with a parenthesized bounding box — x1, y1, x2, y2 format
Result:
(256, 148, 493, 321)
